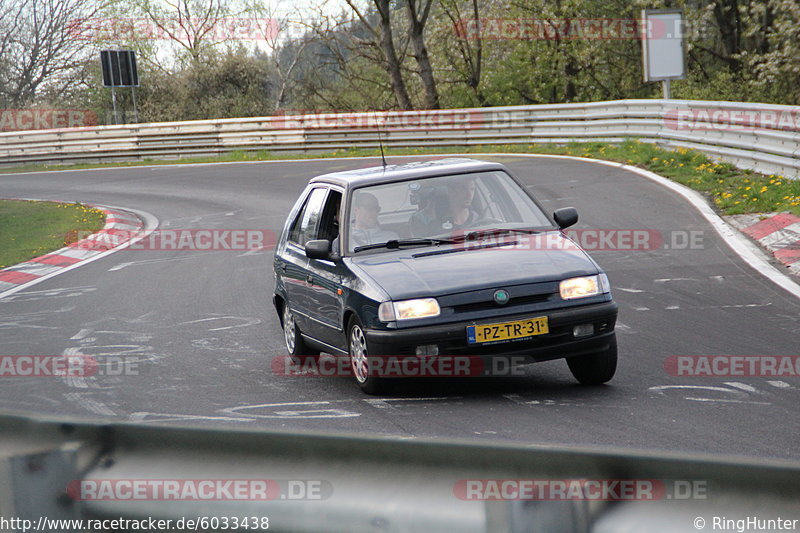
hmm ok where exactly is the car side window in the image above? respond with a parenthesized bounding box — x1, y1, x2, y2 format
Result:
(316, 190, 342, 242)
(288, 187, 328, 246)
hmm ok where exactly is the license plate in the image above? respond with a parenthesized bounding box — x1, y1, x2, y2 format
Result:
(467, 316, 549, 344)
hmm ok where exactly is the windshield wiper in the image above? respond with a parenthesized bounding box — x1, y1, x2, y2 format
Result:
(353, 237, 456, 253)
(454, 228, 545, 241)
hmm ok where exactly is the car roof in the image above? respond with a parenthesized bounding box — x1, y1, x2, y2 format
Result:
(308, 158, 508, 189)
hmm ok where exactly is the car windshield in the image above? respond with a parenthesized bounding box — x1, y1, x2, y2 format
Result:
(346, 171, 553, 253)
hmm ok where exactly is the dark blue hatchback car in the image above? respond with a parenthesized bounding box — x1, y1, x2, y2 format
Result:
(273, 158, 618, 393)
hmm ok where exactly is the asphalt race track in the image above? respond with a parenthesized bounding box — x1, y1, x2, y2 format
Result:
(1, 155, 799, 461)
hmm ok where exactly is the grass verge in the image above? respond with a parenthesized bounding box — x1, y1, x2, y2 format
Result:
(1, 141, 798, 216)
(0, 200, 106, 269)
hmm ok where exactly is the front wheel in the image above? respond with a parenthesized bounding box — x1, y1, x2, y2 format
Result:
(282, 303, 319, 361)
(348, 317, 385, 395)
(566, 335, 617, 385)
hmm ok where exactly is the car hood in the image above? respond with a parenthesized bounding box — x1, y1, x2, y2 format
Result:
(348, 233, 599, 300)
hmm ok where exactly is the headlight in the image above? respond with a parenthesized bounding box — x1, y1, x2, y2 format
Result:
(378, 298, 441, 321)
(560, 275, 603, 300)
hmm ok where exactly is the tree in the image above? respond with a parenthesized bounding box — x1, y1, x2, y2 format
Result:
(342, 0, 413, 109)
(132, 0, 234, 62)
(404, 0, 440, 108)
(435, 0, 486, 106)
(0, 0, 110, 107)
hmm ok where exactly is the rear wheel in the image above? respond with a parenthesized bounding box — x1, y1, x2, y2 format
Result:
(566, 335, 617, 385)
(282, 303, 319, 361)
(348, 317, 385, 395)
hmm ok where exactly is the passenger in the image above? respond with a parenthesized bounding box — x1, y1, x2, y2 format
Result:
(411, 175, 480, 236)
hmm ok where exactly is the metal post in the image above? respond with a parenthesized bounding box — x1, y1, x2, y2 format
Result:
(111, 86, 119, 125)
(131, 86, 139, 123)
(662, 79, 671, 99)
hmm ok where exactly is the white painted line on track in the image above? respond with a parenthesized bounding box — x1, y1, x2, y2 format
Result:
(130, 412, 256, 423)
(70, 328, 92, 340)
(219, 401, 361, 419)
(767, 380, 792, 389)
(724, 382, 758, 392)
(684, 398, 771, 405)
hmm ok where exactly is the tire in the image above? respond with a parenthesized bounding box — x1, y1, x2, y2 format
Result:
(566, 335, 617, 385)
(282, 303, 319, 361)
(347, 316, 385, 395)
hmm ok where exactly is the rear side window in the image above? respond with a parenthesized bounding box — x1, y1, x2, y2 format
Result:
(316, 190, 342, 242)
(288, 187, 328, 246)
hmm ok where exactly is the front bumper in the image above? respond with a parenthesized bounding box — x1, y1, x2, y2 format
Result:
(364, 300, 618, 362)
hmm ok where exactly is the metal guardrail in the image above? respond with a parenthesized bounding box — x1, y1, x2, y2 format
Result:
(1, 413, 799, 532)
(0, 100, 798, 178)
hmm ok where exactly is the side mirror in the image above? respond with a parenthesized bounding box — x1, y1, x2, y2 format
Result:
(553, 207, 578, 229)
(305, 239, 333, 260)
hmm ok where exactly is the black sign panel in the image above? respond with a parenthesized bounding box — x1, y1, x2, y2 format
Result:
(100, 50, 139, 87)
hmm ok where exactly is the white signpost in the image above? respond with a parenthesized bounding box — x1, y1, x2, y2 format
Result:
(641, 9, 686, 99)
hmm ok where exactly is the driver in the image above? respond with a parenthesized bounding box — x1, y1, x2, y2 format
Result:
(348, 192, 398, 249)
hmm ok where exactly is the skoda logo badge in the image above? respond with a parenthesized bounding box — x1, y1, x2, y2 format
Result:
(493, 289, 510, 305)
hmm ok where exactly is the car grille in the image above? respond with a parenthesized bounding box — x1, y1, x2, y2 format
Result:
(451, 292, 553, 314)
(440, 281, 559, 318)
